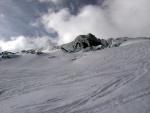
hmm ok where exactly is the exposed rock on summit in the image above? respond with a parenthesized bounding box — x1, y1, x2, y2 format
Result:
(61, 33, 108, 52)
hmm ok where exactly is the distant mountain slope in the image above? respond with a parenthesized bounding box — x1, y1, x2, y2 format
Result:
(0, 36, 150, 113)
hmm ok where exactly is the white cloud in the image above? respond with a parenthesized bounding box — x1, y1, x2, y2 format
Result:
(38, 0, 61, 4)
(0, 36, 58, 52)
(29, 20, 40, 27)
(103, 0, 150, 36)
(0, 14, 4, 19)
(0, 14, 6, 22)
(40, 0, 150, 45)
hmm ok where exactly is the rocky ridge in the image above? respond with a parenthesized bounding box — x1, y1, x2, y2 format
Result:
(1, 33, 150, 59)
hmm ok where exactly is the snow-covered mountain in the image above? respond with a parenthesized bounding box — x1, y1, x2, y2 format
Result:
(0, 35, 150, 113)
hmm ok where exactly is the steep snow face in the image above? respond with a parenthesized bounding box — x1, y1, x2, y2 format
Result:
(0, 40, 150, 113)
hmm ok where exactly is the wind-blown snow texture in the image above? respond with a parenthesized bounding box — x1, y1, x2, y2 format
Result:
(0, 39, 150, 113)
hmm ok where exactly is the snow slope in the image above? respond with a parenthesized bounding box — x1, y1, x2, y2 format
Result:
(0, 39, 150, 113)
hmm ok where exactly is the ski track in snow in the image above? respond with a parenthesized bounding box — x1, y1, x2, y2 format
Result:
(0, 40, 150, 113)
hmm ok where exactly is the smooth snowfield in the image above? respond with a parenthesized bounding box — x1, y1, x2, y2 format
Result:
(0, 40, 150, 113)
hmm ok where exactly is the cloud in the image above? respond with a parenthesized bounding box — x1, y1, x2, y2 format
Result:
(0, 14, 4, 19)
(38, 0, 61, 4)
(29, 20, 40, 27)
(39, 0, 150, 45)
(0, 13, 6, 23)
(0, 36, 58, 52)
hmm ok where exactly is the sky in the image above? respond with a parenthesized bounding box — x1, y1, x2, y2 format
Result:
(0, 0, 150, 52)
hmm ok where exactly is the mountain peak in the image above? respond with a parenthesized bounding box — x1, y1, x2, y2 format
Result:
(61, 33, 108, 52)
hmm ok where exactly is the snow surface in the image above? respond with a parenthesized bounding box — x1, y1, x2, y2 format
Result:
(0, 39, 150, 113)
(120, 38, 149, 46)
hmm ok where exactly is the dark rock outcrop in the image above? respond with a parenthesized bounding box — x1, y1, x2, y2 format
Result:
(61, 33, 108, 53)
(1, 51, 16, 59)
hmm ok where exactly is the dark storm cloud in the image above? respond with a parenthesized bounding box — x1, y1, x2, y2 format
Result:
(56, 0, 99, 14)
